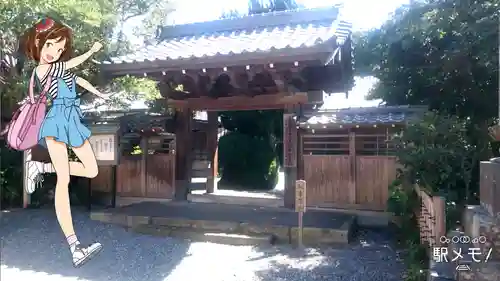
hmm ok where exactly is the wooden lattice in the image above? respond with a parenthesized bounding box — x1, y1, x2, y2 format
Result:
(415, 185, 446, 248)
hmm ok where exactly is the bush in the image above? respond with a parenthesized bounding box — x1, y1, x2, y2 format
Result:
(218, 131, 279, 189)
(391, 112, 480, 202)
(387, 180, 427, 281)
(0, 141, 23, 208)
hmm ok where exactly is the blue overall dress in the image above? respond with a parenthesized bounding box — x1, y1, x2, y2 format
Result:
(38, 77, 91, 147)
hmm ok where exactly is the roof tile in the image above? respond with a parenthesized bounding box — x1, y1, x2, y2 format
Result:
(105, 8, 352, 64)
(306, 106, 426, 125)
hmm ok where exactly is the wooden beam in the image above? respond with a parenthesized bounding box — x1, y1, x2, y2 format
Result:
(297, 128, 305, 180)
(140, 137, 148, 196)
(348, 131, 356, 205)
(166, 92, 308, 111)
(174, 109, 192, 200)
(206, 112, 218, 194)
(22, 150, 31, 208)
(283, 112, 298, 209)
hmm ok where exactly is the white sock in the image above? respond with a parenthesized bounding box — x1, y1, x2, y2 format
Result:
(67, 234, 80, 253)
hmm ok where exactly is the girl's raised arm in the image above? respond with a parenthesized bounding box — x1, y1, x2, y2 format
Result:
(66, 42, 102, 69)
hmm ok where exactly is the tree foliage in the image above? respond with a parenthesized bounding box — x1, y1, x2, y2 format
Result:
(355, 0, 499, 123)
(391, 112, 480, 200)
(0, 0, 171, 113)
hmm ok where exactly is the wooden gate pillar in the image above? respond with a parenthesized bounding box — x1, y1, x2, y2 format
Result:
(348, 131, 356, 205)
(283, 112, 298, 209)
(206, 111, 218, 193)
(174, 109, 192, 200)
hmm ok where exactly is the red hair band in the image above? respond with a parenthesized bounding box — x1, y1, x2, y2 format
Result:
(35, 18, 55, 33)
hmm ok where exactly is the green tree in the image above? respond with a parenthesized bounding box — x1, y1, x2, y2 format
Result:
(0, 0, 172, 112)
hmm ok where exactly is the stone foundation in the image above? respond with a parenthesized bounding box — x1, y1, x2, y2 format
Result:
(461, 205, 500, 281)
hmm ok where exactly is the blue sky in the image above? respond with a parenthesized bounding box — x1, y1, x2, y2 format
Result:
(124, 0, 409, 109)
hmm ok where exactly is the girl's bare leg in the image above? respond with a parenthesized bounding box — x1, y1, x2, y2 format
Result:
(45, 137, 102, 267)
(45, 137, 74, 238)
(69, 140, 98, 179)
(42, 140, 98, 178)
(26, 141, 98, 193)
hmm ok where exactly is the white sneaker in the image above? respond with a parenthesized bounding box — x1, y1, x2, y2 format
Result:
(25, 161, 44, 194)
(72, 242, 103, 268)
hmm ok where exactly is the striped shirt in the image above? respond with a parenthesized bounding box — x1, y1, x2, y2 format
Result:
(38, 62, 76, 99)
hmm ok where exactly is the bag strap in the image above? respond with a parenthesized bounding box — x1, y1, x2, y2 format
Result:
(29, 69, 52, 104)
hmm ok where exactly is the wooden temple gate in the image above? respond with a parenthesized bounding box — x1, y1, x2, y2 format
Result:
(98, 7, 355, 207)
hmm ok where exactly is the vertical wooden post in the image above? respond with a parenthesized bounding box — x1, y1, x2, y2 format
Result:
(433, 196, 446, 246)
(22, 150, 31, 208)
(140, 137, 148, 197)
(297, 128, 304, 180)
(213, 146, 218, 178)
(283, 111, 298, 209)
(348, 131, 356, 205)
(110, 165, 117, 208)
(206, 111, 218, 194)
(174, 109, 192, 200)
(87, 177, 92, 211)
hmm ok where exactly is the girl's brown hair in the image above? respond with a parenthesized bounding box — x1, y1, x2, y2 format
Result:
(21, 19, 73, 62)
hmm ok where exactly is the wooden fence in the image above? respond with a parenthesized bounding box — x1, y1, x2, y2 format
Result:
(414, 184, 446, 247)
(302, 155, 396, 211)
(91, 154, 175, 199)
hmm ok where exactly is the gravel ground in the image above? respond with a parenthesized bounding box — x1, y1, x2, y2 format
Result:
(0, 208, 404, 281)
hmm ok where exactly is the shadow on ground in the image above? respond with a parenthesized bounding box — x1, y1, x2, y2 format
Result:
(251, 228, 405, 281)
(1, 208, 404, 281)
(0, 208, 190, 281)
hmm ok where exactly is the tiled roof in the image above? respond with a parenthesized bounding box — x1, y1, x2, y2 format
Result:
(305, 106, 427, 125)
(102, 7, 352, 65)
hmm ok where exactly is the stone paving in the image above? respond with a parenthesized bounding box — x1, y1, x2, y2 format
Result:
(0, 208, 404, 281)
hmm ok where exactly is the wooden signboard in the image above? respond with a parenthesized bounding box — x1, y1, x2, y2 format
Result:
(89, 124, 120, 166)
(295, 180, 307, 248)
(283, 114, 297, 167)
(295, 180, 307, 212)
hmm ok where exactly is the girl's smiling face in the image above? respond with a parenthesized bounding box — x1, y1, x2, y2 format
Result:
(38, 37, 66, 64)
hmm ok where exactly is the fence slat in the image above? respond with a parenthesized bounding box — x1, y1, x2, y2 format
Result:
(414, 184, 446, 247)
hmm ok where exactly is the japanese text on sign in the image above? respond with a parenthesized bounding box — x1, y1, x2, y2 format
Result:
(89, 134, 116, 162)
(295, 180, 306, 212)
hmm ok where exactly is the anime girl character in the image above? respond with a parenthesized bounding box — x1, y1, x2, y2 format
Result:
(19, 18, 111, 267)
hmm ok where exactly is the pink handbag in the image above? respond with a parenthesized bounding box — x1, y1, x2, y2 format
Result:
(1, 70, 52, 151)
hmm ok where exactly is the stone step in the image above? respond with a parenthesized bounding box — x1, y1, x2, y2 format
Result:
(462, 205, 500, 262)
(149, 217, 354, 246)
(91, 206, 356, 246)
(188, 193, 283, 208)
(467, 260, 500, 281)
(133, 224, 277, 246)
